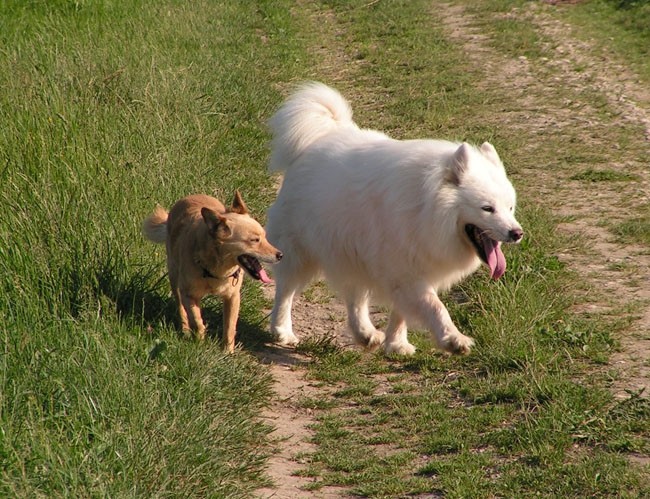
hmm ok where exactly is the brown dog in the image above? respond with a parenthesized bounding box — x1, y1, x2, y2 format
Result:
(143, 191, 282, 352)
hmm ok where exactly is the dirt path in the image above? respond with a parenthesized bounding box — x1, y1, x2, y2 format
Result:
(256, 1, 649, 495)
(254, 344, 339, 499)
(256, 284, 355, 498)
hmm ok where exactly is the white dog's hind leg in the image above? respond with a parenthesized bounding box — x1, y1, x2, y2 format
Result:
(269, 254, 319, 346)
(269, 263, 306, 346)
(383, 311, 416, 356)
(344, 290, 385, 350)
(270, 282, 299, 346)
(393, 286, 474, 355)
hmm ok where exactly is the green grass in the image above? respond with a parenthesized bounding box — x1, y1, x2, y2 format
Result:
(612, 213, 650, 246)
(570, 168, 641, 182)
(566, 0, 650, 81)
(0, 0, 303, 495)
(1, 0, 649, 497)
(282, 0, 649, 496)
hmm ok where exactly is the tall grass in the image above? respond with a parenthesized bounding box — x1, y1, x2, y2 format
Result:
(0, 0, 303, 495)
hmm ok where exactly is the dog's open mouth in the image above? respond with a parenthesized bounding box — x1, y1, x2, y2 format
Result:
(465, 224, 506, 280)
(238, 255, 273, 283)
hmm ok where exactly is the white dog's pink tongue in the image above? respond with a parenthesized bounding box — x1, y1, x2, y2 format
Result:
(259, 268, 273, 284)
(484, 239, 506, 280)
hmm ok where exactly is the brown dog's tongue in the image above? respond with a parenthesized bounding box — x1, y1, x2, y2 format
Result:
(259, 268, 273, 284)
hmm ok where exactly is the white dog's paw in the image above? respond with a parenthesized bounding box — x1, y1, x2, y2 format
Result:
(441, 333, 474, 355)
(384, 341, 416, 356)
(274, 332, 300, 347)
(363, 330, 385, 352)
(270, 324, 300, 347)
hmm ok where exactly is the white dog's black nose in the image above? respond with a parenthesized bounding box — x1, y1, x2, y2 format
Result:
(509, 228, 524, 242)
(276, 251, 283, 261)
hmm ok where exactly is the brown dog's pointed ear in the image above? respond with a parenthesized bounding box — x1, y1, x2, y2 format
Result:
(201, 207, 232, 238)
(229, 190, 249, 215)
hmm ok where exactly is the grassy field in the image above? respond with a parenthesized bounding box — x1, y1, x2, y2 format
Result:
(1, 0, 648, 497)
(0, 1, 301, 496)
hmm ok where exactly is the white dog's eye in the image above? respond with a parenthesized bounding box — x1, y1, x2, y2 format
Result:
(251, 237, 261, 243)
(482, 206, 495, 213)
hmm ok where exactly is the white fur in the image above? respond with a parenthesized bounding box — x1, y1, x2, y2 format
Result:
(266, 82, 522, 355)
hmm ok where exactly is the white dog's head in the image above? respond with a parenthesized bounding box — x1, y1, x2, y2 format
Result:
(449, 142, 523, 280)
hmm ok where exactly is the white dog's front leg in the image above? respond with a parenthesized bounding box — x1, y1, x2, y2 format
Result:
(345, 290, 385, 350)
(393, 286, 474, 355)
(383, 310, 416, 356)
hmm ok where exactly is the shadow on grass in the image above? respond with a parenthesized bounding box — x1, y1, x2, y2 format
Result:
(95, 262, 176, 327)
(199, 296, 276, 352)
(93, 260, 276, 353)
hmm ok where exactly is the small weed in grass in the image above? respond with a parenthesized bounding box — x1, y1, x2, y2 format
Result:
(612, 213, 650, 246)
(570, 168, 640, 182)
(295, 333, 342, 357)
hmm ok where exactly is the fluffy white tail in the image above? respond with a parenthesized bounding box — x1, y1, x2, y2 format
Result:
(142, 205, 168, 244)
(268, 82, 356, 173)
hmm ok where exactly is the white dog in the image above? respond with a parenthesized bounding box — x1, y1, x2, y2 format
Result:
(265, 82, 523, 356)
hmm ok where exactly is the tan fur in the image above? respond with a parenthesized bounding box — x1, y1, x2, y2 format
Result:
(143, 191, 282, 352)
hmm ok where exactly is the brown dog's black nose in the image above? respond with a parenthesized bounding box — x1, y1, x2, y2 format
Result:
(276, 251, 283, 261)
(509, 228, 524, 242)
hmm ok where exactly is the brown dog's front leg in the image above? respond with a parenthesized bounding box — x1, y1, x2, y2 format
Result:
(181, 293, 206, 341)
(222, 292, 241, 353)
(172, 288, 191, 336)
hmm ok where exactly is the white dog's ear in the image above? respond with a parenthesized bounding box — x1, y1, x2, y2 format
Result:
(479, 142, 504, 168)
(448, 142, 471, 185)
(229, 190, 249, 215)
(202, 207, 232, 238)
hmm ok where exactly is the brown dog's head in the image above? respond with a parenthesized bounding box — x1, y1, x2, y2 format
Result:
(201, 191, 282, 283)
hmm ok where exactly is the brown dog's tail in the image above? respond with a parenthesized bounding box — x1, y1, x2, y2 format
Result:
(142, 205, 168, 244)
